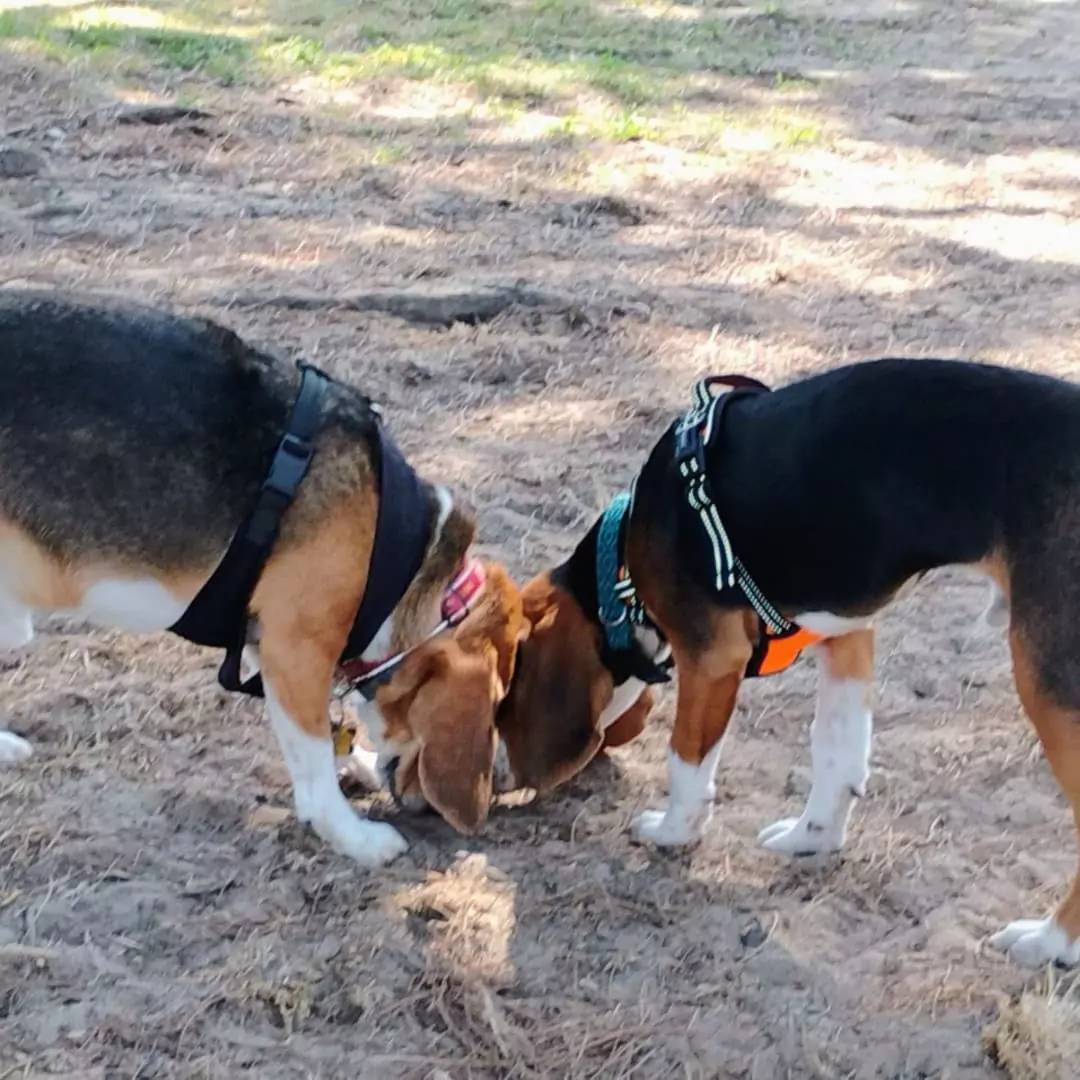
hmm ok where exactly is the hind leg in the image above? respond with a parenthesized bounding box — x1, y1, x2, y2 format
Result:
(989, 626, 1080, 967)
(0, 591, 34, 765)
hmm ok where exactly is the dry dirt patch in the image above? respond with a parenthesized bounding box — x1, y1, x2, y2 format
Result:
(5, 0, 1080, 1076)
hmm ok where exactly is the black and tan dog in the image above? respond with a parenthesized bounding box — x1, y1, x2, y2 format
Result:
(0, 289, 521, 865)
(499, 358, 1080, 967)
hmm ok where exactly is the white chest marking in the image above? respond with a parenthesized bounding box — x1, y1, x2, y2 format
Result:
(599, 677, 647, 731)
(793, 611, 872, 638)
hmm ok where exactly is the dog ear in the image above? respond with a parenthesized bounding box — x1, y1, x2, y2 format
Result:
(404, 640, 499, 835)
(497, 576, 613, 793)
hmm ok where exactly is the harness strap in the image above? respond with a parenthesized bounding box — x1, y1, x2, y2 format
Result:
(674, 376, 795, 638)
(169, 364, 328, 697)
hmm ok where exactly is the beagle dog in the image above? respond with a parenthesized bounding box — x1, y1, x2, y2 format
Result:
(334, 559, 530, 835)
(0, 288, 498, 867)
(501, 358, 1080, 968)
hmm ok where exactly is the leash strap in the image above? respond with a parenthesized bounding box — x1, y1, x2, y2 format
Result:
(169, 364, 328, 698)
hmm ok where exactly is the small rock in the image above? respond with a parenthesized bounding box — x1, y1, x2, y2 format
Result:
(247, 805, 292, 829)
(739, 917, 768, 949)
(315, 935, 342, 963)
(782, 767, 811, 799)
(911, 676, 936, 699)
(0, 146, 44, 179)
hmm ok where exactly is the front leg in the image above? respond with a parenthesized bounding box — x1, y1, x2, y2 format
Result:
(758, 629, 873, 857)
(632, 612, 748, 848)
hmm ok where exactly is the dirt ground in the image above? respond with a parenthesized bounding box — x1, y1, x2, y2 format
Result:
(5, 0, 1080, 1076)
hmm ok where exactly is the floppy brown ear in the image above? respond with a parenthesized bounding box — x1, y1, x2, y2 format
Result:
(454, 561, 529, 699)
(405, 640, 499, 834)
(497, 575, 613, 793)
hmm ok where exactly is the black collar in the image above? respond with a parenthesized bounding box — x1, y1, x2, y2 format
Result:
(340, 425, 433, 666)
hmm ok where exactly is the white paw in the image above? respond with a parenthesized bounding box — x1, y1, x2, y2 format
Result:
(989, 917, 1080, 968)
(314, 811, 409, 867)
(757, 815, 844, 858)
(336, 745, 382, 790)
(0, 730, 32, 766)
(631, 807, 707, 848)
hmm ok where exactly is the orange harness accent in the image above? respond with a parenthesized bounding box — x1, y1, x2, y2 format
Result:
(748, 625, 823, 678)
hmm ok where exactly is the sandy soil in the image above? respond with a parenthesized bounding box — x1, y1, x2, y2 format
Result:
(4, 0, 1080, 1076)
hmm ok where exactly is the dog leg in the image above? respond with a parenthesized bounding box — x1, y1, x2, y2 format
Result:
(758, 629, 873, 857)
(631, 619, 747, 847)
(261, 653, 408, 866)
(0, 591, 33, 765)
(989, 627, 1080, 967)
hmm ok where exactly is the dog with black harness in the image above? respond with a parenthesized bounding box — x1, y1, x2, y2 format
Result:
(500, 357, 1080, 968)
(0, 289, 520, 865)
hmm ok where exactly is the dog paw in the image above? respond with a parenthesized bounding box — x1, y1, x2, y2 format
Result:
(989, 917, 1080, 968)
(315, 813, 409, 867)
(757, 816, 843, 858)
(0, 730, 32, 766)
(336, 745, 382, 790)
(631, 807, 705, 848)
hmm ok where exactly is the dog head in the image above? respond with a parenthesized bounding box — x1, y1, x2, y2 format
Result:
(494, 567, 655, 794)
(361, 561, 529, 834)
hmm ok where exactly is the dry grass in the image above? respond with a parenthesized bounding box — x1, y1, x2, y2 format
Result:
(5, 0, 1080, 1075)
(983, 974, 1080, 1080)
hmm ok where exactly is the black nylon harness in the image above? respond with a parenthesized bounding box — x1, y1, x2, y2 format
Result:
(169, 364, 432, 698)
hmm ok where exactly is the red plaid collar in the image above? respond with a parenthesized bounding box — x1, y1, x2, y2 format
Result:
(338, 558, 487, 694)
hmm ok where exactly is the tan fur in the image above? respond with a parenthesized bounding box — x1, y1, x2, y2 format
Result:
(0, 516, 213, 610)
(496, 571, 618, 793)
(820, 629, 874, 686)
(1009, 625, 1080, 941)
(664, 610, 753, 764)
(252, 500, 376, 737)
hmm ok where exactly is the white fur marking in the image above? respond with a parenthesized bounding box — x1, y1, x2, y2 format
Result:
(794, 611, 872, 637)
(492, 738, 516, 793)
(432, 483, 453, 534)
(264, 680, 407, 866)
(0, 730, 33, 766)
(346, 691, 407, 782)
(0, 596, 33, 650)
(360, 619, 394, 663)
(598, 678, 647, 732)
(989, 917, 1080, 968)
(336, 744, 382, 790)
(757, 668, 871, 857)
(632, 740, 724, 847)
(982, 581, 1009, 629)
(240, 645, 261, 684)
(75, 578, 190, 633)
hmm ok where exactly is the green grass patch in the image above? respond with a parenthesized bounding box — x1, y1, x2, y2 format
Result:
(0, 0, 851, 154)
